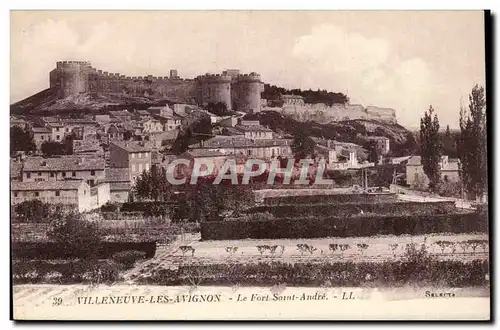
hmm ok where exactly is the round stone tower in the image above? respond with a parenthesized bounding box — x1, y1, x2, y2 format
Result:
(233, 72, 263, 113)
(195, 73, 232, 110)
(50, 61, 92, 98)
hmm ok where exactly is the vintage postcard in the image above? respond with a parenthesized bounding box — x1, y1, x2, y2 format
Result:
(10, 10, 490, 321)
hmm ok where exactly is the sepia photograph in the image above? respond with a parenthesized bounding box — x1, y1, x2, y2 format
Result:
(9, 10, 490, 321)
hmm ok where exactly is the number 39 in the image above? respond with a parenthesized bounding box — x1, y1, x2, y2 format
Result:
(52, 297, 62, 306)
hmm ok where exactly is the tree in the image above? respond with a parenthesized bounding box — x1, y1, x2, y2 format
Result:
(133, 165, 171, 202)
(41, 141, 66, 157)
(291, 129, 316, 159)
(47, 212, 102, 258)
(442, 125, 457, 158)
(63, 133, 77, 155)
(10, 126, 36, 154)
(419, 106, 442, 191)
(14, 200, 51, 223)
(402, 132, 418, 155)
(171, 128, 193, 155)
(366, 140, 379, 164)
(458, 84, 487, 200)
(123, 130, 133, 141)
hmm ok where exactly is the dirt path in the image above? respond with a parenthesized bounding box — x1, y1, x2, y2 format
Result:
(126, 233, 489, 278)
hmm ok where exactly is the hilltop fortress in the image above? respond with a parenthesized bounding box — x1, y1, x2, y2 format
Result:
(49, 61, 264, 113)
(42, 61, 396, 123)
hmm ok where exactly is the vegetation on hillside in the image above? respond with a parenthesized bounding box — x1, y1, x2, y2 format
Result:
(261, 84, 349, 107)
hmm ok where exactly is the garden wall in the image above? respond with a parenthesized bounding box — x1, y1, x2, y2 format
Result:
(201, 212, 487, 240)
(247, 201, 456, 218)
(263, 193, 398, 205)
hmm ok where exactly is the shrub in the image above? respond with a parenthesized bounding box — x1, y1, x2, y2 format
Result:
(201, 212, 487, 240)
(137, 260, 489, 287)
(111, 250, 147, 269)
(14, 200, 51, 223)
(12, 259, 120, 285)
(47, 212, 102, 258)
(101, 203, 119, 212)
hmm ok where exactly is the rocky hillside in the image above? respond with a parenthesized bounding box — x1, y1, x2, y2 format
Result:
(246, 111, 416, 155)
(10, 89, 158, 114)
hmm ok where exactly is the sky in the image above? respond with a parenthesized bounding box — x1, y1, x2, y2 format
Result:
(10, 11, 486, 128)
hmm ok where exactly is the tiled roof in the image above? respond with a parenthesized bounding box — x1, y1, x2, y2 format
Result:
(23, 156, 105, 172)
(11, 180, 85, 191)
(407, 156, 422, 166)
(105, 168, 130, 182)
(183, 150, 227, 158)
(110, 140, 152, 153)
(136, 110, 151, 115)
(47, 122, 65, 128)
(109, 182, 131, 191)
(235, 125, 273, 133)
(192, 136, 291, 149)
(31, 127, 51, 133)
(62, 118, 98, 125)
(109, 110, 132, 117)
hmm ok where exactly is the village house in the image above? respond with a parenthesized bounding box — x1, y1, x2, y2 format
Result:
(11, 180, 95, 213)
(148, 105, 174, 117)
(61, 118, 99, 140)
(234, 125, 274, 140)
(46, 122, 65, 142)
(31, 127, 53, 149)
(109, 140, 152, 182)
(365, 136, 391, 155)
(105, 167, 131, 203)
(173, 150, 228, 179)
(10, 116, 27, 129)
(191, 136, 292, 160)
(281, 94, 306, 106)
(134, 109, 152, 121)
(10, 158, 23, 182)
(106, 124, 125, 140)
(21, 155, 106, 187)
(141, 118, 165, 133)
(406, 155, 461, 189)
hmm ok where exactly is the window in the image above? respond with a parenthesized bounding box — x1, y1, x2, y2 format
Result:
(131, 153, 135, 159)
(88, 180, 95, 186)
(56, 127, 60, 132)
(145, 163, 150, 171)
(138, 163, 142, 172)
(131, 164, 136, 172)
(62, 172, 66, 177)
(91, 170, 95, 176)
(56, 135, 60, 140)
(55, 191, 60, 197)
(41, 135, 44, 140)
(14, 192, 18, 197)
(444, 175, 449, 182)
(50, 172, 55, 177)
(26, 173, 31, 179)
(38, 172, 42, 176)
(247, 150, 252, 156)
(35, 192, 39, 197)
(72, 171, 76, 177)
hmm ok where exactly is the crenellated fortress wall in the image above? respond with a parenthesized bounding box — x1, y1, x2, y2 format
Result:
(49, 61, 264, 113)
